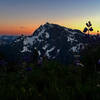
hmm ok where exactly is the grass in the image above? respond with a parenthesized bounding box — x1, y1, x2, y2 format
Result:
(0, 60, 100, 100)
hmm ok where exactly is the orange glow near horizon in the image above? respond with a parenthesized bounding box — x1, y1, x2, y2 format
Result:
(0, 24, 98, 35)
(0, 25, 39, 35)
(0, 17, 100, 35)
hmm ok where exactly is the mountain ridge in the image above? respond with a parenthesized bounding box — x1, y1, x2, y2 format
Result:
(0, 22, 99, 64)
(13, 22, 90, 64)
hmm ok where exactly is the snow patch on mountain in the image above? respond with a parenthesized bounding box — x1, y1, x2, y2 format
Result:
(45, 46, 55, 58)
(42, 44, 48, 50)
(14, 39, 21, 43)
(70, 46, 77, 52)
(45, 32, 50, 38)
(21, 46, 31, 53)
(57, 49, 60, 53)
(38, 51, 41, 56)
(70, 43, 84, 52)
(67, 34, 78, 43)
(23, 37, 34, 45)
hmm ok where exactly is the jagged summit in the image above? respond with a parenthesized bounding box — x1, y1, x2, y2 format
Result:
(33, 22, 84, 37)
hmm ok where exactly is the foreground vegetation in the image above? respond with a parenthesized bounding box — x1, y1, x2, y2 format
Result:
(0, 43, 100, 100)
(0, 59, 100, 100)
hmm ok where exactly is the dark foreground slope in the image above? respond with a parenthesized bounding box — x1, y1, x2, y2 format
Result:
(0, 59, 100, 100)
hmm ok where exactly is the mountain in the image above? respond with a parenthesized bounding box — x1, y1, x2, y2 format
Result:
(12, 22, 99, 64)
(0, 35, 18, 45)
(0, 23, 99, 64)
(0, 35, 19, 62)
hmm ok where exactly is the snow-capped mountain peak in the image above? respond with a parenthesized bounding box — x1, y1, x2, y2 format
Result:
(13, 22, 93, 64)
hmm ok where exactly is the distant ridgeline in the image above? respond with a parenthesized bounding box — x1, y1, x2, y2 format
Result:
(0, 23, 100, 64)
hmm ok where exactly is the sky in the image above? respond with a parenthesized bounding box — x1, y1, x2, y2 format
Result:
(0, 0, 100, 35)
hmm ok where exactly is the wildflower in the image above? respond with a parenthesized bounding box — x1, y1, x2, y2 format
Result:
(25, 67, 32, 71)
(97, 83, 100, 87)
(37, 57, 43, 67)
(0, 60, 7, 66)
(98, 59, 100, 64)
(23, 56, 31, 63)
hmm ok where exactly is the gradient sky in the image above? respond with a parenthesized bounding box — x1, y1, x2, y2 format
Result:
(0, 0, 100, 35)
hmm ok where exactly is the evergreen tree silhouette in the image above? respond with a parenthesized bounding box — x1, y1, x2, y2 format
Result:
(83, 21, 93, 34)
